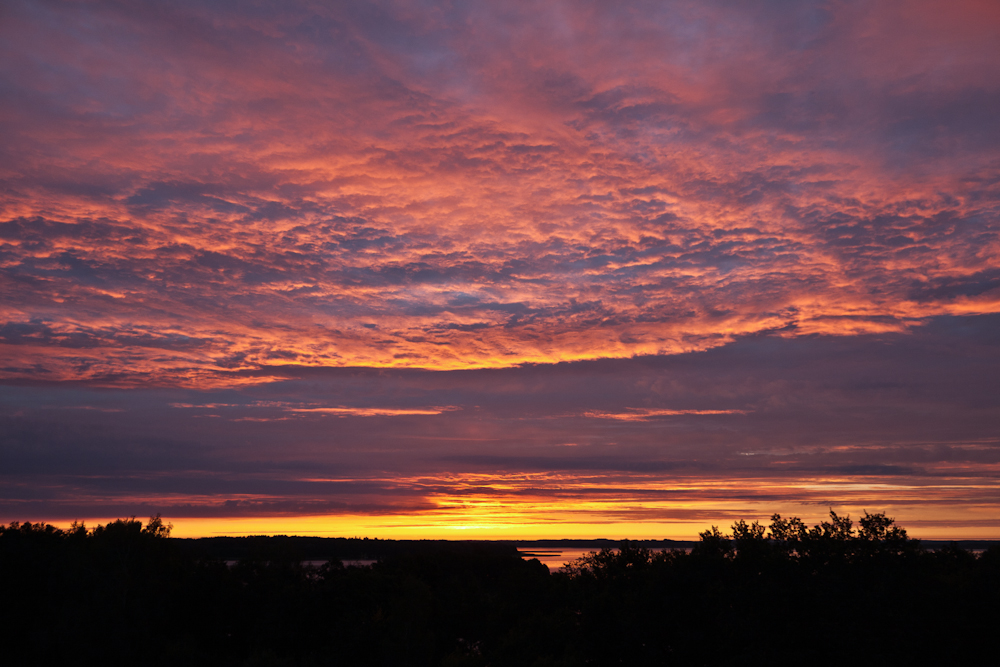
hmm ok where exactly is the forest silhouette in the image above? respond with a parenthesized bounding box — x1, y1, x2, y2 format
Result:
(2, 511, 997, 666)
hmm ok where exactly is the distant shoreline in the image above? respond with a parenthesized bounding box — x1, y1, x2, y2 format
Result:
(170, 535, 999, 563)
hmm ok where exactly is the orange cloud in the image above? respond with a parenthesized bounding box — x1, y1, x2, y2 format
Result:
(1, 1, 998, 386)
(584, 409, 750, 421)
(288, 406, 459, 417)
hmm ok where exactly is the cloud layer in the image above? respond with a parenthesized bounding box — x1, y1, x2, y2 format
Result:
(2, 0, 999, 383)
(2, 316, 998, 537)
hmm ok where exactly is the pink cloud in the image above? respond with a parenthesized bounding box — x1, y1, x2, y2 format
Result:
(584, 408, 750, 421)
(0, 0, 997, 390)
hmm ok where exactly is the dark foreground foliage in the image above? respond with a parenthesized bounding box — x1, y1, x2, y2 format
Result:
(1, 512, 998, 666)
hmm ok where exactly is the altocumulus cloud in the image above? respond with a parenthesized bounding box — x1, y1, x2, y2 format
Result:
(1, 0, 998, 384)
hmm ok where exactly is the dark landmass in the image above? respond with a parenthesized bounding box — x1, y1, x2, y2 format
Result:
(919, 539, 1000, 551)
(174, 535, 993, 563)
(2, 513, 998, 666)
(171, 536, 700, 563)
(173, 536, 520, 562)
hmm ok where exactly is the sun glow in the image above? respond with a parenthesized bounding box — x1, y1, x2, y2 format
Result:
(40, 472, 1000, 540)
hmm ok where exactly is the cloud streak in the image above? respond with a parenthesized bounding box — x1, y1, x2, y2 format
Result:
(288, 406, 458, 417)
(584, 409, 750, 421)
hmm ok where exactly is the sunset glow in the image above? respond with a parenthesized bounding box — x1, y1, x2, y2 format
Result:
(2, 0, 999, 539)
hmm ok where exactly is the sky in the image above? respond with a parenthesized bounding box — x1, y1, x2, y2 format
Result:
(1, 0, 999, 539)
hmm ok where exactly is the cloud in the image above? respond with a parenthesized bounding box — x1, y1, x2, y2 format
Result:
(287, 406, 459, 417)
(168, 401, 460, 417)
(0, 316, 997, 535)
(583, 408, 750, 421)
(0, 0, 997, 385)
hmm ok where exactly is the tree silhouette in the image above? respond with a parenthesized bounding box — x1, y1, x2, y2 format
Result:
(1, 512, 996, 665)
